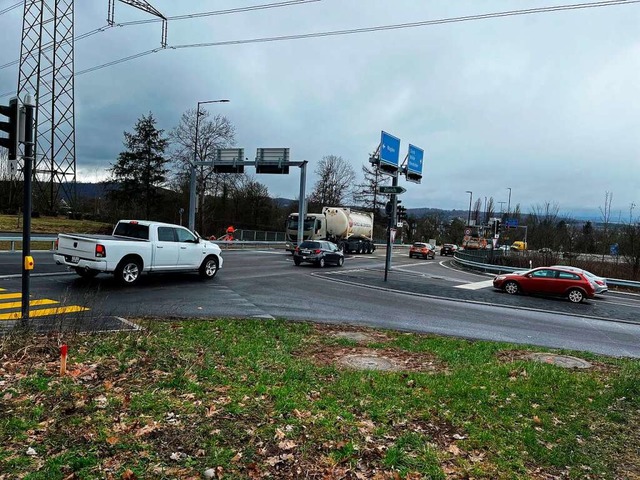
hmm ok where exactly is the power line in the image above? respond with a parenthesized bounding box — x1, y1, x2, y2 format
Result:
(0, 0, 320, 71)
(0, 25, 112, 71)
(113, 0, 322, 27)
(1, 0, 638, 98)
(170, 0, 640, 50)
(0, 1, 21, 16)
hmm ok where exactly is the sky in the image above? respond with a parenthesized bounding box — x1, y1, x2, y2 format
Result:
(1, 0, 639, 219)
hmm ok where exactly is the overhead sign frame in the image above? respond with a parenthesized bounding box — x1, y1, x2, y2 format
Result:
(212, 148, 245, 174)
(255, 147, 290, 174)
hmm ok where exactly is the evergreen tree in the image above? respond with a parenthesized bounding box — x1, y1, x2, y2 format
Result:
(353, 163, 390, 222)
(108, 113, 170, 219)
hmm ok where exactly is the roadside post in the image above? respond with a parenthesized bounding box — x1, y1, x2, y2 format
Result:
(378, 184, 406, 281)
(21, 95, 35, 322)
(371, 130, 423, 282)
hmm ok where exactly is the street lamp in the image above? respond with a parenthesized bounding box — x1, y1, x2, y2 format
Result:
(466, 191, 472, 227)
(189, 99, 230, 232)
(506, 187, 512, 219)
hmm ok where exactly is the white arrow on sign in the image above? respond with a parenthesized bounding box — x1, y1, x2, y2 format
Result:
(377, 185, 407, 195)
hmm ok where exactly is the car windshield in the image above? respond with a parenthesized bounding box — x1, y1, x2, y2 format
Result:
(286, 218, 315, 231)
(300, 241, 321, 249)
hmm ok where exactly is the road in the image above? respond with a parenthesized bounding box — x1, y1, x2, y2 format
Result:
(1, 248, 640, 358)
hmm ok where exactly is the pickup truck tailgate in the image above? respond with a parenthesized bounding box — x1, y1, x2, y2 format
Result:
(57, 234, 103, 258)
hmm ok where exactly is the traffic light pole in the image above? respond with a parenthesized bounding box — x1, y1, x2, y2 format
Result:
(384, 173, 399, 282)
(21, 96, 35, 322)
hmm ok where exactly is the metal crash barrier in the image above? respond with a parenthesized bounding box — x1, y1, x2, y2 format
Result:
(452, 251, 640, 290)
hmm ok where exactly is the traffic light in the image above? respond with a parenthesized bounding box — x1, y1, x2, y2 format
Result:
(397, 205, 407, 221)
(494, 219, 501, 236)
(0, 98, 19, 160)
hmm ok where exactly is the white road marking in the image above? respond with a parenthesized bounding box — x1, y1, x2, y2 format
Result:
(455, 279, 495, 290)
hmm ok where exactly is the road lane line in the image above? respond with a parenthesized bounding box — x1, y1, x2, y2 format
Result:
(455, 279, 495, 290)
(0, 293, 22, 300)
(0, 298, 59, 310)
(0, 305, 90, 321)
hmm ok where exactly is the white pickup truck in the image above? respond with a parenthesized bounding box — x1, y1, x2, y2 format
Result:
(53, 220, 223, 285)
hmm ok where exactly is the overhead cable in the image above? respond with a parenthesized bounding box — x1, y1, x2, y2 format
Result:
(0, 0, 319, 70)
(0, 1, 21, 16)
(1, 0, 638, 98)
(114, 0, 322, 27)
(170, 0, 640, 50)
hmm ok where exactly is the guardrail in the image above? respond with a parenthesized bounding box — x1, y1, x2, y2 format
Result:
(0, 235, 289, 252)
(0, 234, 412, 252)
(452, 252, 640, 290)
(0, 236, 58, 252)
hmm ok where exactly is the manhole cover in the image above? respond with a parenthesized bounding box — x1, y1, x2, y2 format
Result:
(525, 353, 592, 369)
(333, 332, 376, 343)
(337, 354, 399, 371)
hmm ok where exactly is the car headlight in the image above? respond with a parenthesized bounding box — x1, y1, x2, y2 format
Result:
(495, 275, 506, 280)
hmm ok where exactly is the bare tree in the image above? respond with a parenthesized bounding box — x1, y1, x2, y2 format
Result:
(170, 109, 236, 232)
(472, 198, 482, 225)
(484, 197, 495, 223)
(308, 155, 356, 208)
(599, 191, 613, 261)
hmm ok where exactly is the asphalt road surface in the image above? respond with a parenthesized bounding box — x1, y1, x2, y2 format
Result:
(1, 248, 640, 358)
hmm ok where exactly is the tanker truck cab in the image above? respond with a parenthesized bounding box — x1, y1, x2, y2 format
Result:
(285, 213, 326, 253)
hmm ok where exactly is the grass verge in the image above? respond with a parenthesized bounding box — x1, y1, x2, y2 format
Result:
(1, 319, 638, 479)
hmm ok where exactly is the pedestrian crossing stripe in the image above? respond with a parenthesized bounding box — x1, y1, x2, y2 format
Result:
(0, 299, 59, 310)
(0, 305, 90, 321)
(0, 293, 22, 300)
(454, 279, 495, 290)
(0, 289, 91, 321)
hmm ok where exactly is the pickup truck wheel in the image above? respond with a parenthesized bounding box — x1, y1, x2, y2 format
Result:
(199, 256, 219, 279)
(115, 258, 141, 286)
(74, 267, 98, 279)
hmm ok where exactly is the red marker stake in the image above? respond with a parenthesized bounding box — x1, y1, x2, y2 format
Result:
(60, 344, 68, 376)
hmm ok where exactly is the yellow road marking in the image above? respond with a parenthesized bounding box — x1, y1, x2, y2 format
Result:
(0, 305, 89, 321)
(0, 293, 22, 300)
(0, 299, 59, 310)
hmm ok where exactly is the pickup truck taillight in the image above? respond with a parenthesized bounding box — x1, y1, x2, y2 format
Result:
(95, 244, 106, 258)
(54, 239, 58, 250)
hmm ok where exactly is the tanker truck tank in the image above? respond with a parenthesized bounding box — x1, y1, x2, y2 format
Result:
(322, 207, 375, 254)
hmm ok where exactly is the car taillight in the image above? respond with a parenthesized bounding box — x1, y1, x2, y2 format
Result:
(54, 239, 58, 250)
(315, 249, 321, 254)
(95, 244, 106, 258)
(595, 280, 605, 285)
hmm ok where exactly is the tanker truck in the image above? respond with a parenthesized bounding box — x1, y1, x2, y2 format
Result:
(285, 207, 376, 254)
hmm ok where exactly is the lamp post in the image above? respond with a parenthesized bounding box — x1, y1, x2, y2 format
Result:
(466, 191, 472, 226)
(506, 187, 512, 219)
(189, 99, 230, 232)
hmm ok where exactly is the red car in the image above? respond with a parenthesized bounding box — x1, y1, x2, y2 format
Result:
(409, 242, 435, 259)
(493, 267, 595, 303)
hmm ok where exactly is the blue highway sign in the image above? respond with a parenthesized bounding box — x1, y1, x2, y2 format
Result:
(380, 131, 400, 168)
(407, 144, 424, 175)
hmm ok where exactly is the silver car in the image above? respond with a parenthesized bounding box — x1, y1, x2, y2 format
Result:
(550, 265, 608, 294)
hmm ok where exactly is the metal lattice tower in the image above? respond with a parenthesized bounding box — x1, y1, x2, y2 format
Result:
(18, 0, 76, 213)
(15, 0, 166, 214)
